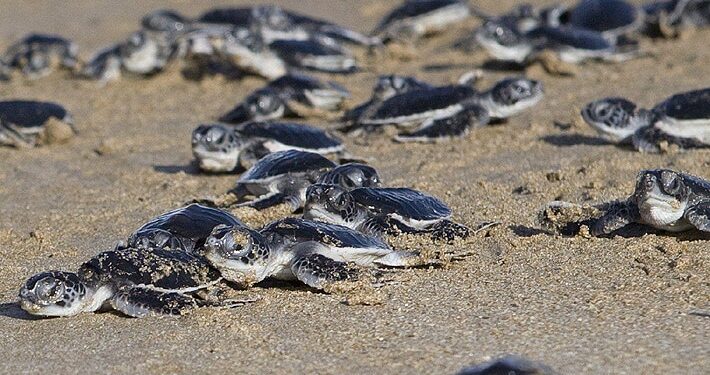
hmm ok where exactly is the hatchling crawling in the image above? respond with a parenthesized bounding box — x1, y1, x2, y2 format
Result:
(191, 122, 344, 172)
(345, 75, 543, 142)
(205, 218, 419, 291)
(18, 246, 252, 318)
(0, 100, 75, 148)
(127, 204, 243, 254)
(581, 88, 710, 152)
(374, 0, 472, 42)
(219, 73, 350, 124)
(542, 169, 710, 236)
(0, 34, 78, 80)
(304, 184, 470, 241)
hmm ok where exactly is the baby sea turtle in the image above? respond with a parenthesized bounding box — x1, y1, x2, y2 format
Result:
(191, 122, 344, 172)
(229, 150, 336, 210)
(0, 100, 75, 148)
(205, 218, 417, 290)
(643, 0, 710, 37)
(374, 0, 472, 42)
(17, 246, 251, 318)
(315, 163, 382, 188)
(476, 21, 639, 73)
(303, 185, 470, 241)
(591, 169, 710, 236)
(81, 30, 177, 83)
(268, 37, 358, 74)
(581, 88, 710, 152)
(457, 355, 559, 375)
(0, 34, 78, 80)
(219, 73, 350, 124)
(199, 5, 377, 46)
(543, 0, 642, 37)
(347, 76, 543, 142)
(344, 74, 434, 124)
(127, 204, 242, 253)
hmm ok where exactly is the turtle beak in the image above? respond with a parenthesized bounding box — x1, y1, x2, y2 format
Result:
(218, 104, 250, 124)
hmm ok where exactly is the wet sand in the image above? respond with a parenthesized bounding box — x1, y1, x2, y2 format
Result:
(0, 1, 708, 374)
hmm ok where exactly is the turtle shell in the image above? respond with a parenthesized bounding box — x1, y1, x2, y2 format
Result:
(79, 247, 220, 291)
(198, 7, 253, 25)
(568, 0, 639, 33)
(128, 204, 243, 252)
(654, 88, 710, 121)
(528, 26, 612, 50)
(239, 149, 335, 182)
(0, 100, 70, 129)
(234, 122, 343, 152)
(374, 0, 465, 34)
(364, 85, 477, 123)
(350, 187, 452, 221)
(261, 217, 390, 250)
(316, 163, 381, 189)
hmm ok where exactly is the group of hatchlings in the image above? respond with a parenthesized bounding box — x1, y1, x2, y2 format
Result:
(5, 0, 709, 333)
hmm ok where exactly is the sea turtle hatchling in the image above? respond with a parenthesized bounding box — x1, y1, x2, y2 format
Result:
(18, 246, 253, 318)
(373, 0, 473, 42)
(457, 355, 559, 375)
(126, 204, 243, 254)
(534, 0, 643, 37)
(343, 74, 434, 125)
(0, 34, 78, 80)
(542, 169, 710, 236)
(204, 218, 420, 291)
(191, 122, 344, 172)
(581, 88, 710, 152)
(643, 0, 710, 37)
(346, 76, 543, 142)
(226, 149, 336, 210)
(0, 100, 75, 148)
(303, 184, 470, 241)
(219, 73, 350, 124)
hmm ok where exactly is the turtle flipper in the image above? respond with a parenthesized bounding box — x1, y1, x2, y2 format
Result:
(430, 219, 470, 242)
(236, 192, 287, 210)
(111, 286, 198, 318)
(685, 201, 710, 232)
(394, 106, 489, 143)
(0, 121, 37, 148)
(633, 125, 709, 153)
(591, 200, 640, 236)
(290, 241, 361, 290)
(373, 250, 423, 267)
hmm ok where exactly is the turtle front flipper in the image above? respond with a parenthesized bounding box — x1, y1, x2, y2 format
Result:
(429, 219, 470, 242)
(591, 200, 641, 236)
(290, 242, 361, 291)
(685, 201, 710, 232)
(111, 286, 199, 318)
(632, 125, 709, 153)
(236, 192, 288, 210)
(394, 106, 490, 143)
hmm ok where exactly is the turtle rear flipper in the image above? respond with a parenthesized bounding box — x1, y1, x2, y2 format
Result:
(685, 201, 710, 232)
(632, 125, 709, 153)
(394, 106, 490, 143)
(0, 121, 37, 148)
(591, 200, 640, 236)
(290, 242, 361, 290)
(430, 219, 470, 242)
(111, 286, 198, 318)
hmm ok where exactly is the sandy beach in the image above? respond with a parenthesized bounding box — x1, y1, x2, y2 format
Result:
(0, 1, 708, 374)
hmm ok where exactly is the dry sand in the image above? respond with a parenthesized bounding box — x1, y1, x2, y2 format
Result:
(0, 1, 708, 374)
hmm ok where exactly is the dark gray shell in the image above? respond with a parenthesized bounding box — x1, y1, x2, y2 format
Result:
(374, 0, 465, 34)
(239, 149, 335, 182)
(568, 0, 640, 34)
(261, 218, 390, 250)
(269, 39, 356, 73)
(198, 8, 253, 25)
(653, 88, 710, 121)
(350, 187, 452, 221)
(316, 163, 381, 189)
(0, 100, 71, 129)
(365, 85, 477, 122)
(141, 9, 189, 33)
(128, 204, 243, 252)
(235, 122, 343, 151)
(528, 26, 613, 50)
(79, 247, 221, 290)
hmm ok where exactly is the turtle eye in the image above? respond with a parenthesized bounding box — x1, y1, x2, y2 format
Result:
(34, 277, 63, 301)
(662, 173, 682, 194)
(258, 96, 273, 110)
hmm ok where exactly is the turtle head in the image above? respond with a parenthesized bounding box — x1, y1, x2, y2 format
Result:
(475, 20, 532, 63)
(141, 9, 188, 33)
(219, 90, 285, 124)
(251, 5, 291, 31)
(204, 225, 270, 286)
(317, 163, 382, 189)
(581, 97, 647, 143)
(486, 77, 544, 118)
(303, 184, 359, 226)
(633, 169, 690, 228)
(19, 271, 87, 317)
(191, 124, 242, 172)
